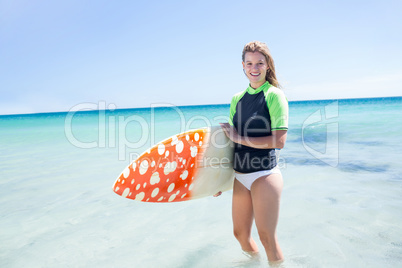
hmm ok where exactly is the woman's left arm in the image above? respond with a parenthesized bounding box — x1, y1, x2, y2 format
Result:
(220, 123, 287, 149)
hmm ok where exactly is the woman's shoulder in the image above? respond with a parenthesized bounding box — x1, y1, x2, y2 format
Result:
(265, 85, 287, 99)
(264, 86, 288, 109)
(266, 85, 284, 94)
(231, 89, 248, 102)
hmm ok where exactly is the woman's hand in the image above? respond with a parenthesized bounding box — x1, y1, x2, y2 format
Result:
(213, 191, 222, 197)
(220, 122, 287, 149)
(219, 123, 243, 144)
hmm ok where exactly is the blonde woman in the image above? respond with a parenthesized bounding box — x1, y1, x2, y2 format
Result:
(220, 41, 288, 263)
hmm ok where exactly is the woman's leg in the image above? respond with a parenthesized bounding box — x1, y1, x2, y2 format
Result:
(250, 173, 284, 262)
(232, 178, 259, 254)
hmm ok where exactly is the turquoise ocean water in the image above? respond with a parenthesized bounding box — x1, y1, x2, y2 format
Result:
(1, 97, 401, 267)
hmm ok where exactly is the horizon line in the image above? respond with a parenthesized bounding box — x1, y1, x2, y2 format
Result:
(1, 95, 401, 117)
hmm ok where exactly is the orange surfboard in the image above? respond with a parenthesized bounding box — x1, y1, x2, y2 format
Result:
(113, 126, 234, 202)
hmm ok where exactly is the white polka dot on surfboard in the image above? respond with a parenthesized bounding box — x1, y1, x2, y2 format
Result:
(190, 146, 198, 157)
(139, 160, 149, 175)
(151, 188, 159, 197)
(150, 172, 160, 185)
(158, 144, 165, 155)
(135, 192, 145, 201)
(167, 183, 175, 193)
(164, 161, 177, 175)
(180, 170, 188, 180)
(175, 140, 184, 153)
(132, 162, 137, 171)
(123, 167, 130, 178)
(194, 133, 199, 141)
(122, 188, 130, 198)
(171, 136, 178, 145)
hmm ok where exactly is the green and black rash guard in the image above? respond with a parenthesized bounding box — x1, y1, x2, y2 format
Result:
(228, 81, 289, 173)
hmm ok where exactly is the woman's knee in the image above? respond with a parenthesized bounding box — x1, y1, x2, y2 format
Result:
(257, 230, 277, 249)
(233, 228, 251, 242)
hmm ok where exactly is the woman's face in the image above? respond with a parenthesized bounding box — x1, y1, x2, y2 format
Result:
(242, 51, 269, 88)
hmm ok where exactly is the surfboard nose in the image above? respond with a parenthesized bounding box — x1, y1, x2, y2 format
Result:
(113, 128, 209, 202)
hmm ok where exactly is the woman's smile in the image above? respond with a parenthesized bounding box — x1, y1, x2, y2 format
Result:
(242, 51, 269, 88)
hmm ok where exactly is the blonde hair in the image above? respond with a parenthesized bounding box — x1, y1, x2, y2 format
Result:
(242, 41, 281, 88)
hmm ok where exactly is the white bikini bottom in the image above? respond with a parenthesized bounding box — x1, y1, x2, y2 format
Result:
(235, 166, 281, 191)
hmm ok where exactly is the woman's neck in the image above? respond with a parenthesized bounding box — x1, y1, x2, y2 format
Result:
(250, 80, 266, 89)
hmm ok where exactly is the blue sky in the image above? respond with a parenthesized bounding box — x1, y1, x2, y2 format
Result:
(1, 0, 401, 115)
